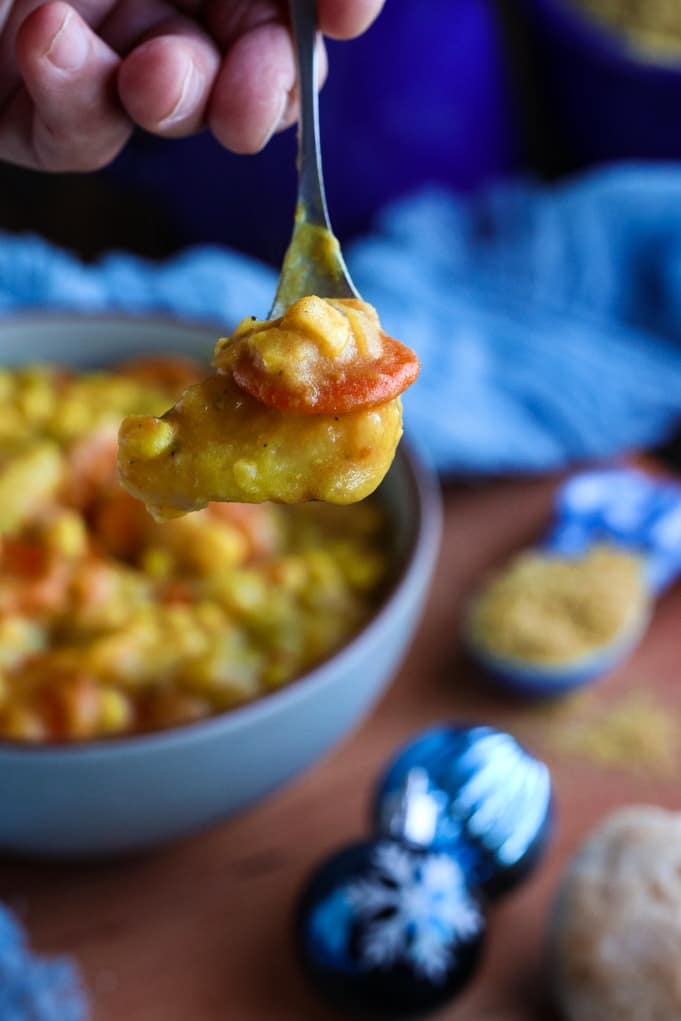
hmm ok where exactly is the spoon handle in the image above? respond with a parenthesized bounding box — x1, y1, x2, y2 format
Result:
(269, 0, 359, 317)
(289, 0, 330, 228)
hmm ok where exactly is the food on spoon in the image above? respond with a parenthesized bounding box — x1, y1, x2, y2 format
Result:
(225, 297, 418, 415)
(117, 297, 419, 519)
(0, 358, 392, 743)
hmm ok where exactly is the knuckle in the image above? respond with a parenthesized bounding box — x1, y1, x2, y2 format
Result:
(34, 121, 128, 171)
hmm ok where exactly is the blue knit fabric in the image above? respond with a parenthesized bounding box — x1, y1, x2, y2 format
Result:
(0, 907, 87, 1020)
(1, 164, 681, 475)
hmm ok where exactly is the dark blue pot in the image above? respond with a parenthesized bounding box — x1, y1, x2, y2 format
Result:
(107, 0, 520, 262)
(516, 0, 681, 167)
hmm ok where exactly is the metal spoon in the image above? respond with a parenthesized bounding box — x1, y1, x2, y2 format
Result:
(269, 0, 359, 318)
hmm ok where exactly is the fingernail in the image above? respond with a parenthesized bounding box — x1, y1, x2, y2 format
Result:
(160, 57, 202, 126)
(255, 90, 288, 151)
(45, 10, 89, 72)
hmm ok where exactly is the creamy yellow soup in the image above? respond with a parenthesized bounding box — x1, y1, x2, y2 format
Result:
(0, 359, 391, 743)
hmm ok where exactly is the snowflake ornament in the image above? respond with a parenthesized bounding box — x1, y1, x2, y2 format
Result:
(347, 843, 482, 982)
(297, 839, 485, 1018)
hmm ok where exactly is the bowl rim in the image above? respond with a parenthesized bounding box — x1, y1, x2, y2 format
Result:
(0, 311, 443, 758)
(0, 307, 230, 329)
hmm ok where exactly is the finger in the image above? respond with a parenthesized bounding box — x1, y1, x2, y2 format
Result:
(317, 0, 386, 39)
(118, 21, 220, 137)
(208, 29, 327, 153)
(0, 0, 118, 102)
(98, 0, 202, 53)
(206, 18, 293, 154)
(4, 1, 130, 170)
(201, 1, 283, 51)
(203, 1, 385, 47)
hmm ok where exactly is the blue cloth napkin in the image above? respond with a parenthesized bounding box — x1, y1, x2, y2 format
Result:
(0, 906, 87, 1020)
(2, 163, 681, 475)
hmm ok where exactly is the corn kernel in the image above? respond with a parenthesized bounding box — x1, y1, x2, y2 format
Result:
(17, 379, 55, 423)
(43, 510, 88, 558)
(141, 546, 175, 580)
(0, 617, 45, 668)
(50, 397, 93, 439)
(118, 416, 175, 460)
(0, 704, 47, 742)
(232, 458, 260, 493)
(99, 688, 133, 734)
(284, 296, 350, 357)
(0, 442, 62, 533)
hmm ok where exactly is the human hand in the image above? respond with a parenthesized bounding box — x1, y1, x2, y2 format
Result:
(0, 0, 385, 171)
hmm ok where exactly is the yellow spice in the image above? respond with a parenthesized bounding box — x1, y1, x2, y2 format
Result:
(469, 544, 647, 666)
(519, 687, 680, 778)
(575, 0, 681, 58)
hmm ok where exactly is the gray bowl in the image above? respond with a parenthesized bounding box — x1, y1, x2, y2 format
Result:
(0, 314, 442, 857)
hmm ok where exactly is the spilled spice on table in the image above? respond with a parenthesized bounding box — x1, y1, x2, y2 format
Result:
(513, 686, 680, 778)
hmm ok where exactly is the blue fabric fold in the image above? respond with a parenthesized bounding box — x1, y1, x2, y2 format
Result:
(1, 164, 681, 475)
(0, 906, 87, 1020)
(349, 165, 681, 472)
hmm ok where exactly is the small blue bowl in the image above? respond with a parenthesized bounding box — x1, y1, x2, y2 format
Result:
(0, 314, 442, 858)
(467, 603, 651, 698)
(517, 0, 681, 166)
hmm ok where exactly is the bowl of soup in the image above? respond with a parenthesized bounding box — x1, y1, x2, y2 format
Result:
(0, 314, 441, 857)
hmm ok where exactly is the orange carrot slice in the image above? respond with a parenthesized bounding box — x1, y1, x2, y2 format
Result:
(233, 334, 419, 416)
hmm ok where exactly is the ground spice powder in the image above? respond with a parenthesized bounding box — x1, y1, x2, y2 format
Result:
(574, 0, 681, 58)
(469, 544, 647, 666)
(519, 688, 680, 777)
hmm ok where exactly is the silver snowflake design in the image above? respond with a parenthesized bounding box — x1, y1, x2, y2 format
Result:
(345, 843, 482, 983)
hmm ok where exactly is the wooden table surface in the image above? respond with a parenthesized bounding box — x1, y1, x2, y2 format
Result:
(2, 474, 681, 1021)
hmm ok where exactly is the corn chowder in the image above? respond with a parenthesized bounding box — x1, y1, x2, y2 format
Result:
(0, 358, 391, 743)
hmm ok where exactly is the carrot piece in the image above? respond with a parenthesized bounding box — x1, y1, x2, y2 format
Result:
(94, 491, 152, 559)
(2, 538, 48, 578)
(232, 334, 420, 415)
(62, 426, 118, 508)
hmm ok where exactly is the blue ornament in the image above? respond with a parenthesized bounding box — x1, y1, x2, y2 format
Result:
(296, 839, 485, 1018)
(373, 725, 553, 899)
